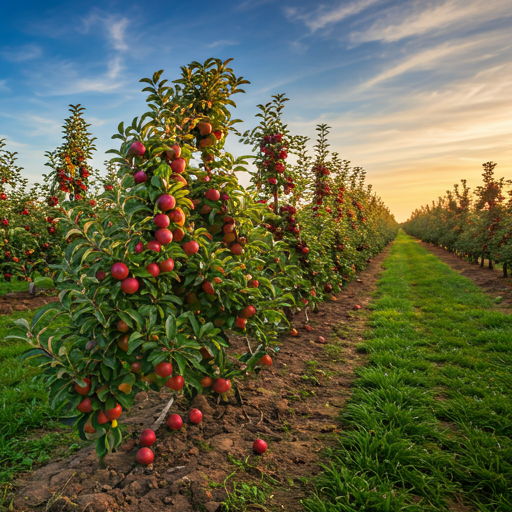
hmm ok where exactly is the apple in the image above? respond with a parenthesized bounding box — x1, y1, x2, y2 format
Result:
(240, 305, 256, 319)
(302, 247, 309, 254)
(140, 429, 156, 447)
(183, 240, 199, 256)
(201, 205, 212, 215)
(213, 130, 223, 140)
(77, 398, 93, 413)
(96, 270, 106, 281)
(117, 334, 128, 351)
(171, 173, 187, 185)
(213, 378, 231, 394)
(146, 240, 161, 253)
(131, 362, 142, 373)
(230, 243, 243, 255)
(189, 409, 202, 424)
(98, 411, 109, 425)
(201, 376, 213, 388)
(173, 227, 185, 242)
(166, 375, 184, 391)
(158, 258, 175, 273)
(105, 404, 122, 421)
(121, 277, 139, 294)
(259, 355, 272, 366)
(167, 414, 183, 430)
(235, 317, 247, 329)
(155, 362, 173, 378)
(111, 262, 129, 280)
(154, 214, 170, 228)
(197, 122, 212, 135)
(202, 281, 215, 295)
(171, 158, 186, 174)
(155, 228, 173, 245)
(135, 242, 144, 254)
(74, 377, 91, 396)
(134, 170, 147, 184)
(136, 447, 154, 465)
(128, 141, 145, 157)
(146, 263, 160, 277)
(157, 194, 176, 212)
(354, 305, 362, 310)
(317, 336, 326, 344)
(291, 328, 298, 337)
(248, 280, 259, 288)
(169, 208, 186, 226)
(223, 233, 236, 243)
(117, 320, 129, 332)
(205, 189, 220, 201)
(253, 439, 267, 455)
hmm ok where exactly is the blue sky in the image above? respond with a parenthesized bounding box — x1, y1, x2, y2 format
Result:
(1, 0, 511, 221)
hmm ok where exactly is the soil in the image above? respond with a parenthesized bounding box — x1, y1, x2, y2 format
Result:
(8, 247, 392, 512)
(419, 241, 512, 312)
(0, 291, 58, 316)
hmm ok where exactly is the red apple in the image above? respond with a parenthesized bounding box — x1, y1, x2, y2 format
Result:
(105, 404, 122, 421)
(202, 281, 215, 295)
(155, 362, 173, 378)
(75, 378, 91, 396)
(171, 158, 186, 174)
(77, 398, 93, 413)
(135, 242, 144, 254)
(98, 411, 109, 425)
(230, 243, 243, 255)
(128, 141, 145, 157)
(183, 241, 199, 256)
(157, 194, 176, 212)
(167, 414, 183, 430)
(213, 378, 231, 394)
(169, 208, 185, 225)
(140, 429, 156, 447)
(166, 375, 184, 391)
(189, 409, 202, 424)
(95, 270, 106, 281)
(235, 317, 247, 329)
(259, 355, 272, 366)
(121, 278, 139, 294)
(197, 122, 212, 135)
(111, 262, 129, 280)
(213, 130, 223, 140)
(240, 305, 256, 318)
(146, 263, 160, 277)
(205, 189, 220, 201)
(253, 439, 267, 454)
(155, 228, 173, 245)
(154, 214, 170, 228)
(135, 447, 154, 465)
(146, 240, 161, 253)
(173, 227, 185, 241)
(134, 170, 147, 184)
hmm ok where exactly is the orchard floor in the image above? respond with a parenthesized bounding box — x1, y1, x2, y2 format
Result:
(7, 250, 391, 512)
(0, 291, 57, 316)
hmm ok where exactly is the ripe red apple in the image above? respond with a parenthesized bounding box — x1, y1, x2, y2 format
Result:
(117, 320, 129, 332)
(173, 227, 185, 241)
(157, 194, 176, 212)
(131, 362, 142, 373)
(146, 263, 160, 277)
(98, 411, 109, 425)
(171, 158, 186, 174)
(248, 280, 259, 288)
(205, 189, 220, 201)
(77, 398, 93, 413)
(158, 258, 175, 273)
(121, 277, 139, 294)
(354, 305, 362, 310)
(240, 305, 256, 318)
(154, 213, 170, 228)
(183, 240, 199, 256)
(213, 130, 223, 140)
(235, 317, 247, 329)
(146, 240, 161, 253)
(213, 378, 231, 394)
(253, 439, 267, 455)
(197, 122, 212, 135)
(189, 408, 202, 424)
(136, 447, 154, 465)
(302, 247, 309, 254)
(128, 141, 145, 157)
(155, 228, 173, 245)
(167, 413, 183, 430)
(202, 281, 215, 295)
(135, 242, 144, 254)
(140, 429, 156, 447)
(291, 328, 298, 337)
(111, 262, 129, 280)
(105, 404, 122, 421)
(259, 355, 272, 366)
(317, 336, 326, 344)
(95, 270, 106, 281)
(166, 375, 184, 391)
(74, 378, 91, 396)
(201, 376, 213, 388)
(155, 362, 173, 378)
(134, 170, 147, 184)
(230, 243, 243, 255)
(169, 208, 185, 225)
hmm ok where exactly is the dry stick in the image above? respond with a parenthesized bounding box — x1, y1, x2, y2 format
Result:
(151, 396, 175, 431)
(244, 335, 253, 355)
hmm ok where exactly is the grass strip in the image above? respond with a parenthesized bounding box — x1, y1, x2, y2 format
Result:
(303, 231, 512, 512)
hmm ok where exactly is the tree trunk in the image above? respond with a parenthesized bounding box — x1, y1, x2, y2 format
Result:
(489, 259, 493, 270)
(503, 262, 508, 277)
(480, 255, 485, 267)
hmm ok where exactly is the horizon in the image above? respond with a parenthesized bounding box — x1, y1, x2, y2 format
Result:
(1, 0, 510, 222)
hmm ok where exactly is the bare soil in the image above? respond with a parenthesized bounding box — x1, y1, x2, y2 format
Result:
(0, 291, 57, 316)
(8, 247, 392, 512)
(419, 241, 512, 312)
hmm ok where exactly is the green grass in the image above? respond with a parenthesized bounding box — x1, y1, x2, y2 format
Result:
(0, 309, 83, 503)
(303, 231, 512, 512)
(0, 280, 29, 295)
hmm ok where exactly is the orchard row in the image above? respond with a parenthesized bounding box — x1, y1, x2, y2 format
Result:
(402, 162, 511, 275)
(11, 58, 398, 461)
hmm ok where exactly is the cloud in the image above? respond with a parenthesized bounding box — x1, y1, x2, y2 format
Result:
(351, 0, 512, 44)
(80, 11, 131, 52)
(1, 44, 42, 62)
(284, 0, 382, 33)
(0, 80, 10, 92)
(207, 40, 239, 49)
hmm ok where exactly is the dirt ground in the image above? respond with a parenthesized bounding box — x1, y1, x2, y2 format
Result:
(0, 291, 57, 316)
(419, 241, 512, 312)
(7, 247, 392, 512)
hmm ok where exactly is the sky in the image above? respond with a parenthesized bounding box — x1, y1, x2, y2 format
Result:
(0, 0, 511, 222)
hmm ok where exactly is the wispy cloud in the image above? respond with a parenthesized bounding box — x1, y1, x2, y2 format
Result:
(1, 44, 42, 62)
(207, 40, 239, 49)
(79, 12, 131, 52)
(351, 0, 512, 44)
(0, 80, 9, 92)
(285, 0, 381, 33)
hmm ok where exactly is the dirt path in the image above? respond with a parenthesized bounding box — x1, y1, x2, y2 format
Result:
(419, 241, 512, 312)
(0, 291, 57, 316)
(9, 245, 392, 512)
